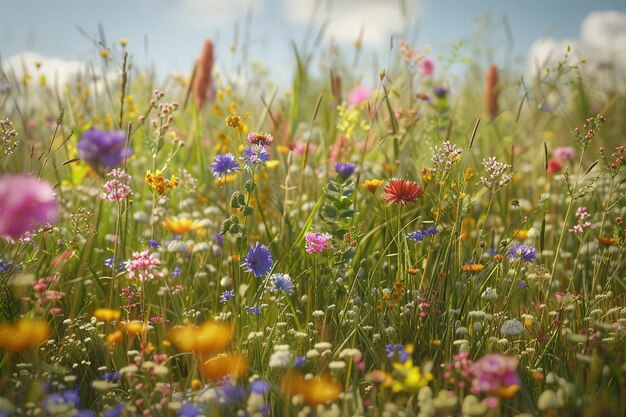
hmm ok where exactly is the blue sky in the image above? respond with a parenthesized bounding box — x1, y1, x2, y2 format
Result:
(2, 0, 626, 85)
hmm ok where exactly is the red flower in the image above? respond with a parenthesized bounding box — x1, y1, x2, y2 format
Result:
(382, 179, 424, 205)
(547, 159, 562, 173)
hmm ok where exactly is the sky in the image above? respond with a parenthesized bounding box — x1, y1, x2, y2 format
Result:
(1, 0, 626, 88)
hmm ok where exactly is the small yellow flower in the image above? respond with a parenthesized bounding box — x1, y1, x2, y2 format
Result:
(99, 49, 110, 59)
(362, 179, 384, 192)
(119, 38, 129, 47)
(200, 352, 248, 382)
(121, 320, 146, 336)
(225, 114, 243, 128)
(163, 217, 197, 235)
(464, 168, 474, 181)
(422, 167, 433, 182)
(146, 170, 179, 195)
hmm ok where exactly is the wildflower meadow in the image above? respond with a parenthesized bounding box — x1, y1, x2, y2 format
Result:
(0, 16, 625, 417)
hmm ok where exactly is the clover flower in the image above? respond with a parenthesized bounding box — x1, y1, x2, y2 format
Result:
(305, 232, 333, 253)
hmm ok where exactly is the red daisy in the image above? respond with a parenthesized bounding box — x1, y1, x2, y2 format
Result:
(382, 179, 424, 205)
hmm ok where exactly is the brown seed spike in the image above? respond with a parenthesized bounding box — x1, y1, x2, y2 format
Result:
(485, 64, 499, 117)
(192, 40, 214, 110)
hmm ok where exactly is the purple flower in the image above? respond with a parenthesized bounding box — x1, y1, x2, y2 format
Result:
(220, 289, 235, 303)
(103, 403, 125, 417)
(407, 227, 437, 243)
(386, 344, 410, 362)
(78, 128, 132, 168)
(0, 174, 58, 240)
(508, 243, 537, 263)
(433, 86, 448, 98)
(211, 153, 241, 180)
(241, 243, 273, 277)
(246, 305, 263, 315)
(334, 162, 356, 180)
(241, 145, 270, 170)
(178, 404, 202, 417)
(147, 239, 160, 248)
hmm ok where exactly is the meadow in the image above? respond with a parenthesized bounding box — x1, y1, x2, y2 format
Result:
(0, 30, 624, 417)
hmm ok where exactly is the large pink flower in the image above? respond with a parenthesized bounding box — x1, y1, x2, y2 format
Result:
(471, 354, 520, 398)
(0, 174, 58, 240)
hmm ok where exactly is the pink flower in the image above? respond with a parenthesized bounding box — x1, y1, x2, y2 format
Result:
(554, 146, 576, 162)
(348, 85, 371, 107)
(0, 174, 58, 240)
(471, 354, 520, 398)
(126, 250, 162, 281)
(305, 232, 333, 253)
(419, 57, 435, 77)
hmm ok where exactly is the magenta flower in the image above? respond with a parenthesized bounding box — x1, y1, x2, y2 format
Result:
(126, 250, 162, 281)
(554, 146, 576, 162)
(471, 354, 520, 398)
(419, 57, 435, 77)
(305, 232, 333, 253)
(0, 174, 58, 240)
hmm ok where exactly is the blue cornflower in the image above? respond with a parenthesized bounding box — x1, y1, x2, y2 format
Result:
(508, 243, 538, 263)
(211, 153, 241, 180)
(75, 411, 95, 417)
(216, 380, 246, 403)
(246, 305, 263, 315)
(178, 403, 202, 417)
(61, 389, 80, 406)
(171, 267, 182, 277)
(519, 281, 528, 288)
(0, 258, 12, 273)
(423, 227, 438, 236)
(220, 290, 235, 304)
(385, 344, 410, 362)
(271, 273, 295, 296)
(147, 239, 160, 249)
(104, 257, 115, 268)
(294, 356, 306, 367)
(250, 379, 270, 394)
(103, 403, 125, 417)
(407, 230, 424, 242)
(241, 145, 270, 170)
(334, 162, 356, 180)
(241, 243, 273, 277)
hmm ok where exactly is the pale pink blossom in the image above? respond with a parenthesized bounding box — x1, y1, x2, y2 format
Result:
(0, 174, 58, 240)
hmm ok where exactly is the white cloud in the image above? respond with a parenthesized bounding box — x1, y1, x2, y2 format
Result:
(528, 10, 626, 82)
(171, 0, 262, 29)
(283, 0, 418, 48)
(2, 52, 89, 88)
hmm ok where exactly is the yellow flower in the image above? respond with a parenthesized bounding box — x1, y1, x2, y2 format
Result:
(99, 49, 110, 59)
(597, 236, 619, 246)
(168, 321, 234, 354)
(94, 308, 121, 322)
(0, 319, 50, 351)
(121, 320, 146, 336)
(362, 179, 384, 192)
(163, 217, 197, 235)
(391, 359, 433, 394)
(512, 229, 529, 241)
(464, 168, 474, 181)
(225, 114, 243, 128)
(146, 170, 179, 195)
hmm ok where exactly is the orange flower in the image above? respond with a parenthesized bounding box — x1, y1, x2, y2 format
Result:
(163, 217, 197, 235)
(382, 179, 424, 205)
(106, 330, 123, 346)
(365, 370, 394, 388)
(94, 308, 121, 322)
(0, 319, 50, 351)
(200, 352, 248, 381)
(421, 167, 433, 182)
(168, 321, 234, 354)
(597, 236, 619, 246)
(362, 179, 384, 192)
(461, 263, 484, 273)
(281, 373, 342, 406)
